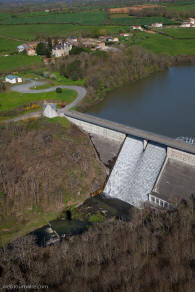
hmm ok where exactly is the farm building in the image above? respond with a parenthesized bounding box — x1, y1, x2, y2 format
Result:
(17, 42, 37, 54)
(131, 26, 143, 31)
(120, 33, 130, 37)
(80, 38, 100, 48)
(151, 23, 163, 28)
(43, 103, 58, 118)
(26, 48, 36, 56)
(5, 75, 23, 84)
(66, 37, 78, 45)
(106, 37, 119, 43)
(189, 18, 195, 25)
(95, 42, 106, 50)
(180, 22, 191, 28)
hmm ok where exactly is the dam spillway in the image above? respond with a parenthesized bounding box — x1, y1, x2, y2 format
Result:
(104, 137, 167, 208)
(104, 136, 144, 200)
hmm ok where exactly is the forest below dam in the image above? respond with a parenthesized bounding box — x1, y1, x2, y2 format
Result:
(0, 117, 107, 245)
(0, 197, 194, 292)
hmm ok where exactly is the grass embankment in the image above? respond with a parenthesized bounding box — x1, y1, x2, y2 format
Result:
(0, 117, 107, 245)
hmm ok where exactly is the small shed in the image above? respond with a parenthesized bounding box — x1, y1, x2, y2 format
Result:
(43, 103, 58, 118)
(5, 74, 23, 84)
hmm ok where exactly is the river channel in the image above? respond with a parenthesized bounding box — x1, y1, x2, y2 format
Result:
(87, 66, 195, 138)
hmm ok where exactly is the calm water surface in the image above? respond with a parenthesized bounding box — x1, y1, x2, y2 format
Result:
(87, 66, 195, 138)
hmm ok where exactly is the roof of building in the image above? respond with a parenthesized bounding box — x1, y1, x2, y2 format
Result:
(6, 74, 21, 80)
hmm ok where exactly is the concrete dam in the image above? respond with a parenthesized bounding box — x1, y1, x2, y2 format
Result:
(62, 111, 195, 208)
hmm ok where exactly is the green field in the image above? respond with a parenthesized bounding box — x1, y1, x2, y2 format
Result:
(0, 37, 20, 54)
(161, 28, 195, 39)
(110, 15, 175, 26)
(130, 31, 195, 56)
(0, 10, 107, 25)
(166, 2, 195, 11)
(0, 24, 129, 41)
(0, 87, 76, 113)
(0, 55, 43, 73)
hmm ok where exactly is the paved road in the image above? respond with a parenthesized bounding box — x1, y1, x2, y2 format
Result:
(11, 80, 87, 110)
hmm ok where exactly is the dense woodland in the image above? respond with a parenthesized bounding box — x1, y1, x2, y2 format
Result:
(0, 198, 194, 292)
(0, 119, 106, 231)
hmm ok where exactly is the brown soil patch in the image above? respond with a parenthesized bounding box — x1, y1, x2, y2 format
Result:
(109, 5, 163, 14)
(145, 30, 156, 34)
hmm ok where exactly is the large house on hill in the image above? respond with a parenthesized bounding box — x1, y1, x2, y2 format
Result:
(52, 42, 72, 57)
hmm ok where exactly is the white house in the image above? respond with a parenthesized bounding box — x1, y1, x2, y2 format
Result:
(5, 75, 23, 84)
(151, 23, 163, 28)
(52, 42, 72, 58)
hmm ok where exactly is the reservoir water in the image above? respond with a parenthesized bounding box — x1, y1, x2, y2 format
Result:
(87, 66, 195, 138)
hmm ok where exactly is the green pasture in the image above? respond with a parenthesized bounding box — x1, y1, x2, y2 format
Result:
(161, 28, 195, 39)
(0, 87, 76, 112)
(0, 24, 128, 41)
(0, 10, 107, 25)
(131, 31, 195, 55)
(0, 55, 43, 73)
(110, 15, 175, 26)
(0, 37, 20, 54)
(165, 2, 195, 11)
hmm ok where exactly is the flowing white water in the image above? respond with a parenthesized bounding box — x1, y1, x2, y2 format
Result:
(104, 137, 166, 208)
(104, 136, 144, 200)
(128, 143, 166, 208)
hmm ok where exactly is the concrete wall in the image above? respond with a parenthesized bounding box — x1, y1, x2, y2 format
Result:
(167, 147, 195, 167)
(65, 116, 126, 143)
(62, 110, 195, 155)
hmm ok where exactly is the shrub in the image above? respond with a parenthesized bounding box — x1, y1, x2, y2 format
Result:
(56, 87, 62, 93)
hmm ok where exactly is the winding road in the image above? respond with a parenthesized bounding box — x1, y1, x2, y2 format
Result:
(11, 80, 87, 111)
